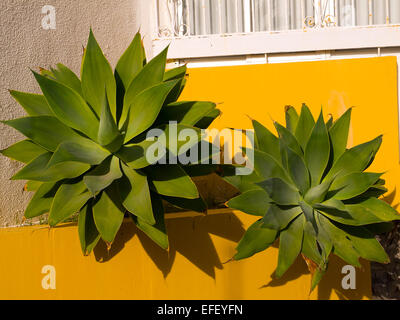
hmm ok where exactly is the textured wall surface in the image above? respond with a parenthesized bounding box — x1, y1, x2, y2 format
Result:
(0, 0, 147, 226)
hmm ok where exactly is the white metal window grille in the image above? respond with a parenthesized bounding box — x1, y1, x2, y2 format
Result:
(152, 0, 400, 59)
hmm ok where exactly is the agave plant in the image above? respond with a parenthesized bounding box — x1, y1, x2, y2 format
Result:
(1, 30, 220, 255)
(225, 104, 400, 290)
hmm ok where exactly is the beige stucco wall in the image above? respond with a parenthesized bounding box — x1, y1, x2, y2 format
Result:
(0, 0, 152, 226)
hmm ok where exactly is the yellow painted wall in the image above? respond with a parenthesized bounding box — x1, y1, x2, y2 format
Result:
(1, 57, 398, 300)
(0, 210, 370, 300)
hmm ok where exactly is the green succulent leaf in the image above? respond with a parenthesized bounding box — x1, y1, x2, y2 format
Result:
(164, 65, 187, 81)
(81, 29, 117, 119)
(119, 163, 155, 225)
(92, 183, 125, 244)
(195, 108, 221, 129)
(286, 146, 310, 194)
(257, 178, 300, 205)
(33, 71, 99, 141)
(48, 139, 110, 167)
(2, 116, 85, 152)
(12, 152, 90, 182)
(121, 46, 169, 127)
(0, 140, 47, 164)
(115, 32, 143, 90)
(317, 214, 361, 267)
(342, 225, 389, 264)
(324, 135, 382, 181)
(25, 180, 42, 191)
(49, 180, 91, 226)
(262, 205, 302, 230)
(162, 195, 207, 213)
(157, 101, 216, 126)
(24, 181, 61, 219)
(252, 120, 281, 162)
(328, 172, 382, 200)
(83, 156, 122, 196)
(50, 63, 83, 96)
(275, 214, 305, 278)
(116, 140, 157, 169)
(253, 149, 291, 184)
(148, 165, 199, 199)
(227, 190, 271, 216)
(9, 91, 53, 116)
(78, 200, 101, 255)
(274, 121, 303, 156)
(305, 111, 330, 186)
(124, 80, 178, 142)
(234, 219, 278, 260)
(329, 108, 352, 162)
(98, 91, 122, 151)
(133, 192, 168, 249)
(285, 105, 299, 134)
(295, 104, 315, 150)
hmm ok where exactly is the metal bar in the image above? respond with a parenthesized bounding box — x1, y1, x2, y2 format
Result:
(251, 0, 256, 32)
(368, 0, 373, 25)
(351, 0, 356, 26)
(386, 0, 390, 24)
(285, 0, 290, 30)
(301, 0, 305, 28)
(268, 0, 274, 30)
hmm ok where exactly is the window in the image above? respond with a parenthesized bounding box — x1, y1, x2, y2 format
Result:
(151, 0, 400, 59)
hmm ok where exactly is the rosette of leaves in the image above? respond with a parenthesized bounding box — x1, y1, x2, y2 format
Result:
(225, 104, 400, 290)
(1, 30, 220, 255)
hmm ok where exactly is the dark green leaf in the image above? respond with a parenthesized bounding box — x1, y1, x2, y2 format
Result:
(51, 63, 83, 96)
(12, 152, 90, 182)
(124, 80, 178, 142)
(33, 71, 99, 141)
(115, 32, 143, 90)
(305, 111, 330, 186)
(83, 156, 122, 196)
(148, 165, 199, 199)
(324, 135, 382, 181)
(120, 46, 169, 126)
(329, 108, 351, 163)
(24, 181, 61, 218)
(1, 140, 47, 163)
(252, 120, 281, 162)
(276, 214, 305, 278)
(78, 200, 101, 255)
(257, 178, 300, 205)
(234, 219, 278, 260)
(295, 104, 315, 150)
(262, 205, 302, 230)
(2, 116, 85, 152)
(227, 189, 271, 216)
(92, 183, 125, 243)
(49, 180, 91, 226)
(119, 163, 155, 225)
(133, 192, 168, 249)
(81, 29, 117, 119)
(285, 105, 299, 134)
(9, 90, 53, 116)
(328, 172, 382, 200)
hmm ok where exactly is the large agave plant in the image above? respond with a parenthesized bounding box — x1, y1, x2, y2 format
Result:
(226, 104, 400, 290)
(1, 30, 220, 254)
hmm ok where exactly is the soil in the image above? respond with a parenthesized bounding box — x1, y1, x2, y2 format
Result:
(371, 222, 400, 300)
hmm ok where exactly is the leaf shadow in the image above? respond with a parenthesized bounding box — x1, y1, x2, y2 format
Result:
(93, 212, 245, 280)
